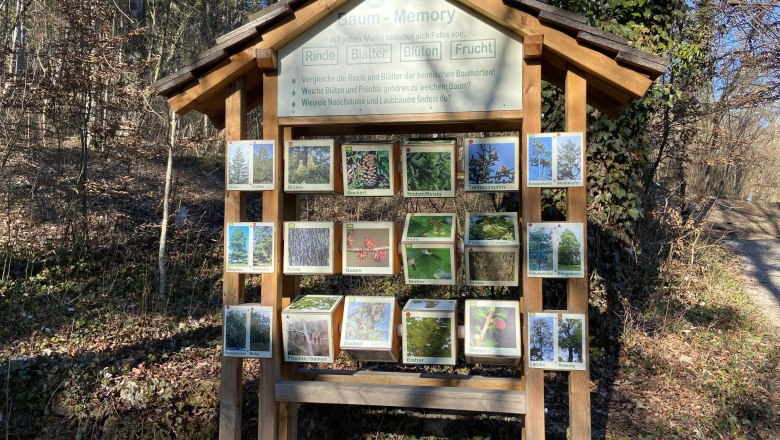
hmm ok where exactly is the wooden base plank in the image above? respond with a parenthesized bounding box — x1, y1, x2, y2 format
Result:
(294, 369, 525, 391)
(275, 381, 527, 414)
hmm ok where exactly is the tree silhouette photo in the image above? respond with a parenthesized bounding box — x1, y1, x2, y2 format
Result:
(529, 315, 554, 362)
(253, 225, 273, 267)
(528, 137, 552, 182)
(556, 136, 582, 181)
(228, 145, 250, 185)
(224, 309, 247, 351)
(558, 317, 584, 363)
(557, 228, 582, 271)
(527, 225, 553, 270)
(253, 142, 274, 185)
(249, 310, 271, 352)
(227, 225, 250, 266)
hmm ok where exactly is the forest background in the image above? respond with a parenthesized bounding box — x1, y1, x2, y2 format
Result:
(0, 0, 779, 438)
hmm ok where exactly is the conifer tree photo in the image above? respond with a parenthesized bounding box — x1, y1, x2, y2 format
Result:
(556, 136, 582, 181)
(228, 147, 250, 185)
(253, 142, 274, 185)
(528, 137, 553, 181)
(529, 315, 554, 362)
(227, 225, 250, 265)
(253, 225, 273, 266)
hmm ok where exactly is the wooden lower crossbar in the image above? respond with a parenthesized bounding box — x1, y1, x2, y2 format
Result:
(275, 370, 527, 414)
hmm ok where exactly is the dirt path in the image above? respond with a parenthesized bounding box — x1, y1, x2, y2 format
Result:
(699, 200, 780, 327)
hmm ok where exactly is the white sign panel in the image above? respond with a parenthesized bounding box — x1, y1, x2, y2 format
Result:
(278, 0, 523, 117)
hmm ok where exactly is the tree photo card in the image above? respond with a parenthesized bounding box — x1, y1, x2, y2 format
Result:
(402, 299, 457, 365)
(225, 222, 274, 273)
(223, 304, 273, 358)
(465, 247, 519, 287)
(465, 212, 520, 246)
(527, 312, 586, 370)
(227, 140, 275, 191)
(526, 222, 585, 278)
(340, 296, 400, 362)
(527, 132, 584, 187)
(465, 136, 520, 192)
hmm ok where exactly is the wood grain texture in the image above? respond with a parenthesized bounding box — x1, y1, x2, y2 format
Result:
(279, 111, 523, 128)
(275, 381, 528, 414)
(220, 77, 247, 440)
(565, 66, 591, 440)
(454, 0, 654, 99)
(521, 39, 545, 440)
(259, 71, 285, 440)
(294, 370, 525, 391)
(256, 49, 278, 72)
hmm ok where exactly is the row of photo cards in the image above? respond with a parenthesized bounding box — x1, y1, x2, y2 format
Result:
(225, 217, 585, 280)
(527, 312, 587, 371)
(226, 134, 584, 195)
(225, 296, 524, 367)
(224, 296, 586, 371)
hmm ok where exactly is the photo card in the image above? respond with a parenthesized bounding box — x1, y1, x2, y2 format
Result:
(227, 140, 276, 191)
(526, 222, 585, 278)
(343, 142, 400, 196)
(402, 139, 456, 198)
(282, 295, 344, 363)
(465, 212, 520, 246)
(465, 136, 520, 192)
(402, 299, 457, 365)
(226, 222, 275, 273)
(465, 247, 519, 287)
(527, 132, 585, 187)
(527, 312, 586, 370)
(283, 221, 341, 274)
(342, 222, 400, 275)
(402, 243, 456, 286)
(340, 296, 401, 362)
(223, 304, 273, 358)
(285, 139, 341, 193)
(464, 299, 522, 365)
(401, 213, 456, 243)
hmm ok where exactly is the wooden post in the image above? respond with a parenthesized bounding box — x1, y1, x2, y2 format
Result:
(565, 66, 591, 439)
(521, 35, 544, 440)
(220, 76, 248, 440)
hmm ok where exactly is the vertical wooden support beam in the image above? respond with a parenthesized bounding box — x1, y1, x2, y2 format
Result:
(220, 76, 248, 440)
(521, 35, 544, 440)
(565, 66, 591, 440)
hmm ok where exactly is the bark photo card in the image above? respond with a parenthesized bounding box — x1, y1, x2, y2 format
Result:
(283, 221, 341, 274)
(464, 299, 522, 365)
(227, 140, 275, 191)
(223, 304, 273, 359)
(527, 132, 585, 187)
(402, 299, 457, 365)
(342, 142, 400, 197)
(527, 312, 586, 371)
(285, 139, 341, 193)
(465, 136, 520, 192)
(465, 212, 520, 246)
(226, 222, 275, 274)
(340, 295, 400, 362)
(342, 222, 400, 275)
(282, 295, 344, 363)
(526, 222, 585, 278)
(402, 139, 456, 198)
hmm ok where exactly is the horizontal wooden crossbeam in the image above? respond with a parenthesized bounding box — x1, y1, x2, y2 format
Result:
(275, 380, 527, 414)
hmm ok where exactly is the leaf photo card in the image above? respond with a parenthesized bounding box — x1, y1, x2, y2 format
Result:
(526, 222, 585, 278)
(340, 296, 401, 362)
(283, 222, 341, 274)
(226, 222, 275, 273)
(401, 213, 456, 243)
(285, 139, 341, 193)
(227, 140, 275, 191)
(464, 299, 522, 365)
(465, 136, 519, 192)
(527, 312, 586, 371)
(223, 304, 273, 358)
(342, 222, 400, 276)
(527, 132, 585, 187)
(402, 299, 457, 365)
(402, 243, 456, 286)
(402, 139, 456, 198)
(343, 142, 400, 197)
(465, 212, 520, 246)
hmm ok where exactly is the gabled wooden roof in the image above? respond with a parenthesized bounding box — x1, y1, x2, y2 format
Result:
(154, 0, 666, 122)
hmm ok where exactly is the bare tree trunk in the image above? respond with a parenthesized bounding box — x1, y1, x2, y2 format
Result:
(158, 108, 176, 299)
